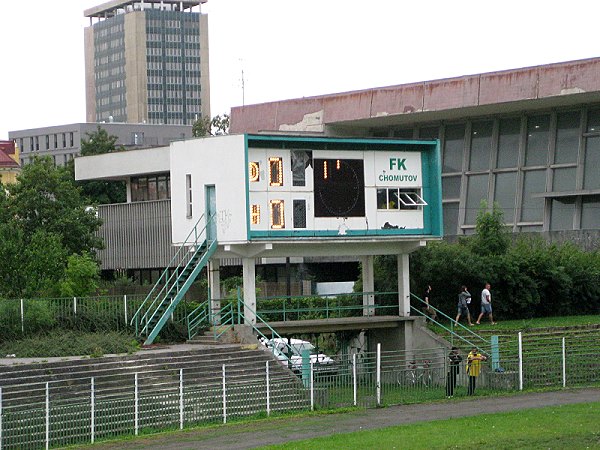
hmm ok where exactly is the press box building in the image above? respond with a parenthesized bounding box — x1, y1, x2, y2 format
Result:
(75, 134, 443, 335)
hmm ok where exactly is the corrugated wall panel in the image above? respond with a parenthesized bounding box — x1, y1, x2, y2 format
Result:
(96, 200, 177, 270)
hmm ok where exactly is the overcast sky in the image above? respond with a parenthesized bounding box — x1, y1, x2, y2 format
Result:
(1, 0, 599, 139)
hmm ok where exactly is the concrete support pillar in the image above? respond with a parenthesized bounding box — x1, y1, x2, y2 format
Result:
(397, 254, 410, 317)
(361, 256, 375, 316)
(242, 257, 256, 325)
(208, 259, 221, 325)
(395, 254, 413, 353)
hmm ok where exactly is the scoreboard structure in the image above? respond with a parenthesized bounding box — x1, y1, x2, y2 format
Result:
(169, 134, 442, 324)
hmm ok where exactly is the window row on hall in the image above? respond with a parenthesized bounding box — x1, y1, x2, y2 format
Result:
(392, 108, 600, 173)
(386, 107, 600, 234)
(130, 175, 170, 202)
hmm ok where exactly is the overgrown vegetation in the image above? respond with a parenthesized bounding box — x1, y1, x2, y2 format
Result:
(369, 202, 600, 320)
(0, 330, 139, 357)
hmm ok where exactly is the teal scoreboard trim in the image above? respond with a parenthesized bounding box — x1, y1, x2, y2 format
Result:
(244, 134, 443, 241)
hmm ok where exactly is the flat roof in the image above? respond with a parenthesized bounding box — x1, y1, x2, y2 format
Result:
(85, 0, 207, 18)
(230, 57, 600, 134)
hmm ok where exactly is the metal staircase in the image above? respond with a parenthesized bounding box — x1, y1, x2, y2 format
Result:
(131, 213, 217, 345)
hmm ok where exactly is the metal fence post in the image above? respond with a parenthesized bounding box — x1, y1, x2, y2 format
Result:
(46, 382, 50, 450)
(91, 377, 95, 444)
(73, 297, 77, 315)
(562, 337, 566, 388)
(20, 299, 24, 334)
(266, 361, 271, 416)
(518, 332, 523, 391)
(179, 369, 184, 430)
(222, 364, 227, 424)
(134, 373, 139, 435)
(352, 353, 357, 407)
(376, 343, 381, 406)
(490, 335, 499, 370)
(310, 362, 314, 411)
(124, 295, 128, 325)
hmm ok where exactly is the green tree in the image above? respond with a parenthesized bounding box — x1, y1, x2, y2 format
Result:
(0, 223, 26, 297)
(469, 201, 511, 256)
(80, 127, 123, 156)
(7, 156, 103, 256)
(59, 252, 101, 297)
(76, 126, 127, 204)
(192, 114, 230, 137)
(23, 230, 68, 297)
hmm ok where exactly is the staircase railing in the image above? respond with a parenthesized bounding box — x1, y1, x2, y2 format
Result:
(130, 212, 216, 342)
(235, 288, 297, 365)
(410, 293, 491, 353)
(186, 300, 209, 340)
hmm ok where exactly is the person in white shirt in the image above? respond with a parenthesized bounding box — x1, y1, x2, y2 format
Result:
(476, 282, 496, 325)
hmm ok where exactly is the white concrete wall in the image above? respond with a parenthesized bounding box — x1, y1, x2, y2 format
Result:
(74, 146, 170, 181)
(170, 134, 247, 244)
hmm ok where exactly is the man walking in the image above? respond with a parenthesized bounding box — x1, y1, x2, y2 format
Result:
(422, 285, 437, 323)
(476, 282, 496, 325)
(455, 285, 473, 326)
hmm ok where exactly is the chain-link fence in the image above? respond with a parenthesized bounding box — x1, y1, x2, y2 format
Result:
(0, 294, 208, 340)
(2, 332, 599, 449)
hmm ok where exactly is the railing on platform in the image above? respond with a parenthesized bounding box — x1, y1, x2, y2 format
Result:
(255, 291, 400, 322)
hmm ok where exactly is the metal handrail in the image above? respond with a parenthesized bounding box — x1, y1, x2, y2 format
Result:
(256, 291, 398, 321)
(410, 293, 491, 352)
(130, 212, 206, 326)
(187, 301, 209, 340)
(236, 288, 295, 364)
(131, 212, 215, 333)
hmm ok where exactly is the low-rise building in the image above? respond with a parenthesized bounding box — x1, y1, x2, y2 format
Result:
(0, 140, 21, 185)
(9, 122, 192, 167)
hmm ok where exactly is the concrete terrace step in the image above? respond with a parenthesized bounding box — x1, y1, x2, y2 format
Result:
(0, 344, 248, 377)
(0, 345, 302, 408)
(0, 347, 280, 388)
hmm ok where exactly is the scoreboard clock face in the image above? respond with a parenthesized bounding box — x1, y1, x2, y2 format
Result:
(314, 159, 365, 217)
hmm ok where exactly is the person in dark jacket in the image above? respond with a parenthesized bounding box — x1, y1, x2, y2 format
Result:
(455, 285, 473, 326)
(446, 346, 462, 397)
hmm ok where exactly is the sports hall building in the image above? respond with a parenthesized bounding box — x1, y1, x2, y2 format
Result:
(230, 57, 600, 248)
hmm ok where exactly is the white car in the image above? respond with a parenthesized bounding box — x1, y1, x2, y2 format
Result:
(261, 337, 336, 373)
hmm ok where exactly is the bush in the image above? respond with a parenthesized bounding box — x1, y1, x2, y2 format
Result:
(0, 330, 139, 358)
(407, 209, 600, 320)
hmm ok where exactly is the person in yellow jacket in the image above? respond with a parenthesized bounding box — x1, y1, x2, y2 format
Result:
(466, 347, 487, 395)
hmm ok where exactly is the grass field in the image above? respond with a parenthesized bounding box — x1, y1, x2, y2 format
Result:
(263, 401, 600, 449)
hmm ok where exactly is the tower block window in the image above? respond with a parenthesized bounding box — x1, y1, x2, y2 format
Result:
(269, 157, 283, 186)
(249, 162, 260, 182)
(270, 200, 285, 229)
(251, 204, 261, 225)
